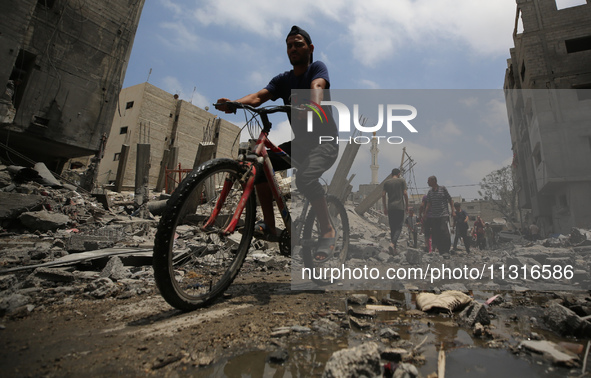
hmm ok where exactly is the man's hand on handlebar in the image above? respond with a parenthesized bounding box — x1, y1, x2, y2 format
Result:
(214, 98, 238, 114)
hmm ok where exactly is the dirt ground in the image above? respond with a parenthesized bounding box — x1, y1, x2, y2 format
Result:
(0, 269, 351, 377)
(1, 261, 590, 378)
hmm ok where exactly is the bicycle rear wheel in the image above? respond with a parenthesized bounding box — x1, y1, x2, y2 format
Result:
(153, 159, 256, 311)
(301, 194, 350, 275)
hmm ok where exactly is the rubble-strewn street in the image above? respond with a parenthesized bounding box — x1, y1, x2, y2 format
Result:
(1, 164, 591, 377)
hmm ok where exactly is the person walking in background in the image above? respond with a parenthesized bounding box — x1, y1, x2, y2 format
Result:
(419, 194, 432, 253)
(473, 215, 486, 250)
(452, 202, 471, 253)
(485, 222, 495, 250)
(423, 176, 455, 255)
(382, 168, 408, 254)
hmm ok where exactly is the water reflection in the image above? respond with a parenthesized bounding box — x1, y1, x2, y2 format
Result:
(195, 290, 577, 377)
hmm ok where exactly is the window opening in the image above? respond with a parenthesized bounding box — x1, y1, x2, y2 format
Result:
(565, 35, 591, 53)
(37, 0, 56, 8)
(9, 50, 36, 110)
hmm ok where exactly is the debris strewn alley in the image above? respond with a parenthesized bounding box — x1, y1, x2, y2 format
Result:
(2, 164, 591, 377)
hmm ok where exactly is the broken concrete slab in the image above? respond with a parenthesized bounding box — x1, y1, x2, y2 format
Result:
(366, 304, 398, 312)
(18, 211, 70, 232)
(0, 274, 17, 291)
(322, 342, 381, 378)
(33, 267, 76, 283)
(0, 248, 152, 274)
(99, 256, 131, 281)
(33, 163, 62, 187)
(347, 294, 369, 305)
(520, 340, 579, 367)
(0, 293, 31, 317)
(543, 302, 591, 337)
(311, 318, 341, 334)
(66, 234, 116, 252)
(348, 307, 376, 318)
(0, 170, 13, 187)
(380, 348, 409, 362)
(378, 328, 401, 340)
(86, 277, 119, 298)
(0, 192, 45, 220)
(349, 315, 372, 330)
(457, 302, 491, 327)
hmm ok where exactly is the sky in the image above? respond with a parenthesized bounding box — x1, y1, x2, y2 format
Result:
(120, 0, 569, 200)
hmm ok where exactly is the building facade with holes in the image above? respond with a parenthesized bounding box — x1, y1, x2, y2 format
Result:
(504, 0, 591, 235)
(97, 82, 240, 192)
(0, 0, 145, 173)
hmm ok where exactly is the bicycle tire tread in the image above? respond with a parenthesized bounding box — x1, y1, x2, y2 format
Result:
(153, 158, 255, 311)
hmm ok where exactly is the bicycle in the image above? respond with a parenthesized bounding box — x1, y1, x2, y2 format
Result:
(153, 102, 349, 311)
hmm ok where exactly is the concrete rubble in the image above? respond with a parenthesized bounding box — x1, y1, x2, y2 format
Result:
(2, 162, 591, 375)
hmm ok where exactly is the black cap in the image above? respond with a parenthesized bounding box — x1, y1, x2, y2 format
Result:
(286, 25, 313, 63)
(286, 25, 312, 45)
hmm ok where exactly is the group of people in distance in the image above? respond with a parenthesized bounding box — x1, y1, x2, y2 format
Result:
(382, 170, 496, 256)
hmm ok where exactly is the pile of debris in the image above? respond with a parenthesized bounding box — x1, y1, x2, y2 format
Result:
(0, 162, 296, 319)
(0, 163, 164, 317)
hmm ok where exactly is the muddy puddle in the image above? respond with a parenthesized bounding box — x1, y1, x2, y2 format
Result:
(196, 290, 579, 377)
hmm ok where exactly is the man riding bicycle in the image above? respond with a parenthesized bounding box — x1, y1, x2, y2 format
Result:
(215, 25, 338, 260)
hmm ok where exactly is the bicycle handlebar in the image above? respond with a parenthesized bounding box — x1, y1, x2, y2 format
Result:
(213, 101, 293, 115)
(214, 102, 299, 133)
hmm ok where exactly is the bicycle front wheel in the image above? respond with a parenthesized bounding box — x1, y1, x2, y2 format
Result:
(153, 159, 256, 311)
(301, 194, 350, 273)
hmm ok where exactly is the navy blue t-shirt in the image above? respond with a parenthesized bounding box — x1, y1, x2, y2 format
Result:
(265, 61, 338, 143)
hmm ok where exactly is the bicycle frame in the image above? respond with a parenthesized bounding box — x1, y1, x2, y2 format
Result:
(202, 128, 292, 236)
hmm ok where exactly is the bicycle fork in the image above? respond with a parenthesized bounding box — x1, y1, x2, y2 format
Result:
(201, 164, 257, 235)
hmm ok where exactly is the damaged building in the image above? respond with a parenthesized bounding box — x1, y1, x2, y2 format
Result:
(0, 0, 145, 174)
(504, 0, 591, 235)
(96, 82, 240, 193)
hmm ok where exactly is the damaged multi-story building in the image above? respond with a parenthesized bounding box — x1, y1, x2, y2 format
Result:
(0, 0, 145, 175)
(96, 82, 240, 193)
(504, 0, 591, 235)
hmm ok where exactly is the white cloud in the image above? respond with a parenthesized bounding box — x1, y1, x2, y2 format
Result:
(482, 98, 510, 132)
(358, 79, 381, 89)
(430, 119, 462, 142)
(461, 159, 504, 183)
(158, 22, 201, 51)
(247, 71, 267, 88)
(344, 0, 516, 66)
(190, 0, 331, 40)
(159, 0, 183, 16)
(459, 97, 479, 107)
(164, 0, 516, 67)
(269, 119, 293, 146)
(190, 92, 210, 109)
(160, 76, 210, 108)
(382, 141, 444, 166)
(161, 76, 184, 97)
